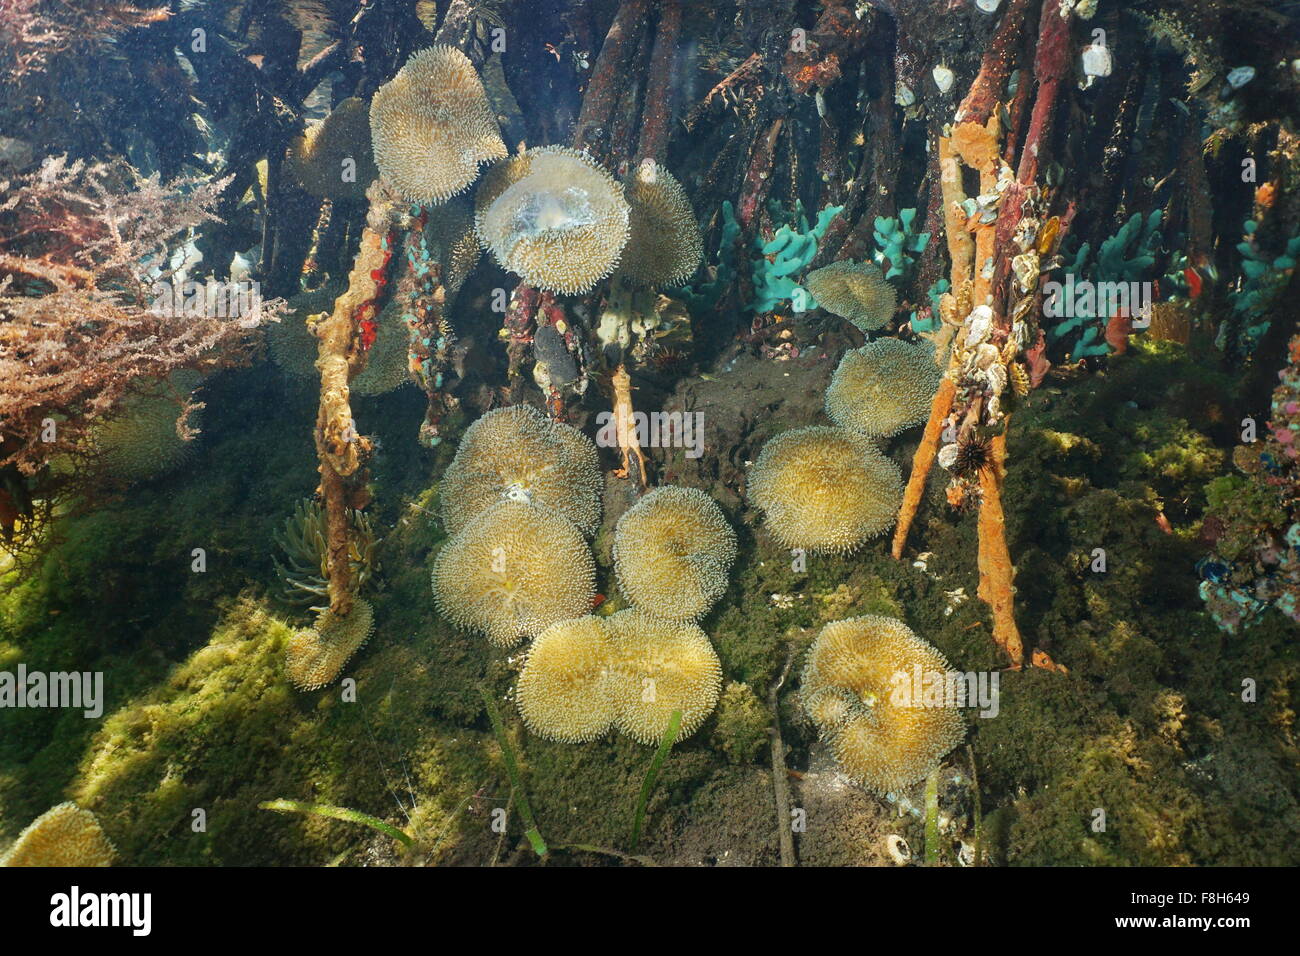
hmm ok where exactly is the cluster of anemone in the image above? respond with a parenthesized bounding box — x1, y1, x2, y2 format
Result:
(804, 260, 897, 331)
(515, 609, 722, 746)
(475, 146, 630, 295)
(432, 404, 605, 648)
(369, 45, 507, 204)
(351, 299, 416, 396)
(475, 148, 700, 295)
(273, 498, 378, 613)
(438, 403, 603, 536)
(90, 370, 203, 483)
(285, 97, 378, 202)
(267, 285, 338, 380)
(824, 337, 942, 439)
(620, 160, 703, 287)
(800, 616, 966, 795)
(432, 499, 596, 647)
(612, 485, 736, 621)
(0, 803, 116, 867)
(285, 597, 375, 691)
(747, 425, 902, 554)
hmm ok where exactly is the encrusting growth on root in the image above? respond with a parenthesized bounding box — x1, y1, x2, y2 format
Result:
(311, 180, 398, 617)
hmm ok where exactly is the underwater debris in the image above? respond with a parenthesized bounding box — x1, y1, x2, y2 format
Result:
(748, 425, 903, 554)
(431, 499, 596, 648)
(369, 46, 506, 204)
(801, 616, 966, 796)
(0, 803, 115, 867)
(476, 146, 630, 295)
(438, 403, 603, 537)
(612, 485, 737, 622)
(824, 338, 942, 439)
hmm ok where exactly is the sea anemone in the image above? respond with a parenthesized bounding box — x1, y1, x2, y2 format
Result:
(369, 46, 506, 204)
(606, 609, 722, 745)
(273, 498, 378, 612)
(91, 370, 203, 482)
(285, 97, 378, 201)
(439, 403, 603, 537)
(824, 338, 943, 439)
(515, 615, 619, 742)
(747, 425, 903, 554)
(800, 616, 966, 795)
(804, 260, 897, 331)
(352, 299, 414, 396)
(285, 597, 375, 691)
(619, 161, 703, 287)
(612, 485, 736, 621)
(267, 285, 338, 380)
(475, 145, 630, 294)
(431, 499, 597, 647)
(0, 803, 116, 867)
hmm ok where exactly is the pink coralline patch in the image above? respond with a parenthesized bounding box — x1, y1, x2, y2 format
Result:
(1105, 311, 1133, 355)
(1025, 329, 1051, 388)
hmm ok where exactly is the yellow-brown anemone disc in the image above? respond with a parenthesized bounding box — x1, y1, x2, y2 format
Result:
(619, 160, 703, 287)
(516, 616, 618, 743)
(0, 803, 116, 867)
(605, 609, 722, 745)
(431, 499, 596, 647)
(285, 597, 375, 691)
(747, 425, 903, 555)
(801, 616, 966, 795)
(805, 260, 897, 331)
(369, 45, 507, 204)
(439, 403, 602, 537)
(825, 337, 943, 439)
(612, 485, 736, 621)
(475, 145, 630, 295)
(285, 97, 379, 201)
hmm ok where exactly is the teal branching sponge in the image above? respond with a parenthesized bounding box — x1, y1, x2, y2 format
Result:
(1227, 219, 1300, 355)
(1046, 210, 1164, 359)
(677, 200, 740, 315)
(872, 208, 929, 281)
(747, 200, 843, 313)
